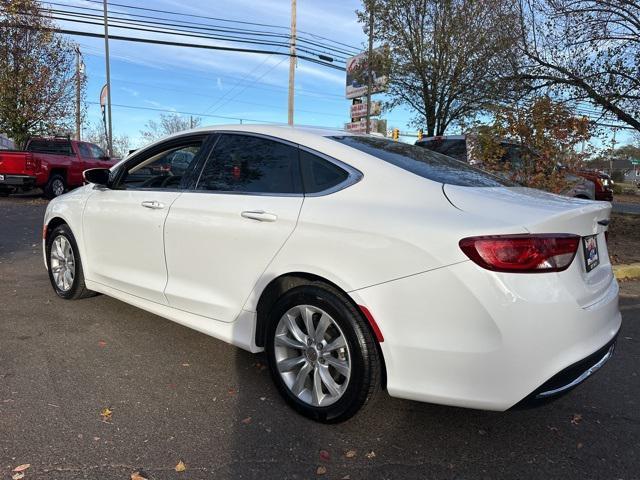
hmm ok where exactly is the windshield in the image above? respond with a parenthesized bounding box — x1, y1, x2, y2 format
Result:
(330, 136, 513, 187)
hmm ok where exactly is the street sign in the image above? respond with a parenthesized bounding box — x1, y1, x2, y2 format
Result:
(345, 118, 387, 134)
(345, 47, 389, 99)
(350, 101, 381, 119)
(631, 159, 640, 165)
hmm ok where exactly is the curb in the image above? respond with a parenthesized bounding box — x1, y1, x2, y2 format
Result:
(613, 263, 640, 281)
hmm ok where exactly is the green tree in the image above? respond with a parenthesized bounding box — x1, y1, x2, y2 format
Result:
(0, 0, 84, 149)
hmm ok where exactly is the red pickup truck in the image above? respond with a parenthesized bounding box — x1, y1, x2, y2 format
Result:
(0, 137, 117, 198)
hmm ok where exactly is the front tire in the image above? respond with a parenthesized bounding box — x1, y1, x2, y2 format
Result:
(265, 284, 381, 423)
(46, 224, 95, 300)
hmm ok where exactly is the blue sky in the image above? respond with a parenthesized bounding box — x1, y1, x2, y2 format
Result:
(53, 0, 416, 148)
(50, 0, 633, 150)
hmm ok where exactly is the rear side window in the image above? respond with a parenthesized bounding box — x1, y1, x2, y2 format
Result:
(196, 134, 302, 194)
(300, 151, 349, 193)
(331, 136, 512, 187)
(27, 140, 73, 155)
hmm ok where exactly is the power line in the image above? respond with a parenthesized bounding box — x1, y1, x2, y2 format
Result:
(77, 0, 362, 53)
(0, 22, 346, 71)
(42, 1, 358, 58)
(41, 7, 351, 62)
(86, 101, 344, 126)
(36, 10, 349, 64)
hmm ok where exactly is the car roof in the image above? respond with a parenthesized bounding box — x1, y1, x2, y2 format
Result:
(170, 124, 355, 142)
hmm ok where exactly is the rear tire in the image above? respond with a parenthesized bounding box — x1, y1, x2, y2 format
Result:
(44, 174, 66, 199)
(265, 284, 381, 423)
(46, 224, 96, 300)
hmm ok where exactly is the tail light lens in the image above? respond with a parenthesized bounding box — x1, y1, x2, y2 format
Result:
(459, 234, 580, 273)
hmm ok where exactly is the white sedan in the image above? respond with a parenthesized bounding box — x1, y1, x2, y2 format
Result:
(43, 125, 620, 422)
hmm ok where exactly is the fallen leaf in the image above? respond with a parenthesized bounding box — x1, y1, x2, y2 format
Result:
(98, 340, 107, 347)
(345, 449, 357, 459)
(181, 363, 190, 367)
(228, 388, 237, 395)
(316, 465, 327, 475)
(131, 471, 149, 480)
(12, 465, 30, 473)
(319, 449, 330, 461)
(100, 407, 113, 421)
(547, 426, 559, 432)
(241, 417, 252, 424)
(342, 476, 351, 480)
(478, 429, 487, 436)
(577, 442, 583, 449)
(365, 450, 376, 459)
(12, 473, 24, 480)
(571, 413, 583, 425)
(175, 460, 186, 472)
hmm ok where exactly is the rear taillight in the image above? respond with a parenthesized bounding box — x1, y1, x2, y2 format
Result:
(459, 234, 580, 273)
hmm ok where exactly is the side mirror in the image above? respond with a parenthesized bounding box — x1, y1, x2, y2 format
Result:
(83, 168, 111, 187)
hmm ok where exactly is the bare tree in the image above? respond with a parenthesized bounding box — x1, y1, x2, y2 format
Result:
(140, 113, 202, 144)
(514, 0, 640, 133)
(358, 0, 519, 136)
(84, 122, 130, 159)
(0, 0, 85, 149)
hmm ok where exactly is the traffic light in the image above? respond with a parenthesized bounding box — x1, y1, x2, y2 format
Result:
(392, 128, 399, 141)
(417, 129, 423, 141)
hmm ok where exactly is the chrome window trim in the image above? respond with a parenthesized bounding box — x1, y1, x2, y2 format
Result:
(298, 145, 363, 197)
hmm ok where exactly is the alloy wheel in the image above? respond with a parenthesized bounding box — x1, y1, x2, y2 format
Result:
(50, 235, 75, 291)
(274, 304, 351, 407)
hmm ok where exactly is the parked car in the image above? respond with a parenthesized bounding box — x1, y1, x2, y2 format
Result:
(0, 136, 116, 198)
(43, 125, 619, 422)
(577, 171, 614, 201)
(416, 135, 597, 199)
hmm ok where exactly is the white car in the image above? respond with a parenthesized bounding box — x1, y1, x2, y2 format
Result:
(43, 125, 621, 423)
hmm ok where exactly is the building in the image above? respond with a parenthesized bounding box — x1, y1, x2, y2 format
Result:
(0, 133, 14, 150)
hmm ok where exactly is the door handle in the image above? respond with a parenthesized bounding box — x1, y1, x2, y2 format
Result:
(141, 200, 165, 210)
(241, 210, 277, 222)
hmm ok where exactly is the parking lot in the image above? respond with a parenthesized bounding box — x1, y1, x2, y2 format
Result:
(1, 196, 639, 480)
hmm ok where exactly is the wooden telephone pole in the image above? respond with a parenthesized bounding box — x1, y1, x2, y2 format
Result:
(288, 0, 297, 126)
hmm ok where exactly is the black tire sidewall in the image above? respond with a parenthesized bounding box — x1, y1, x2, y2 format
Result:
(265, 285, 378, 423)
(46, 224, 82, 299)
(45, 174, 65, 199)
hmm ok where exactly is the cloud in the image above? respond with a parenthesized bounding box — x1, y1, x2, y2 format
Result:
(120, 86, 139, 97)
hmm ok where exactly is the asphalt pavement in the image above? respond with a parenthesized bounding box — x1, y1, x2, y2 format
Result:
(613, 201, 640, 215)
(1, 196, 639, 480)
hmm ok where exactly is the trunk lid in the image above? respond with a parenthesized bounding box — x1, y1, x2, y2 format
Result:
(445, 185, 614, 308)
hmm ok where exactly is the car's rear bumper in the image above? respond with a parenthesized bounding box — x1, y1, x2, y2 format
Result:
(512, 333, 617, 408)
(0, 174, 36, 189)
(350, 260, 621, 411)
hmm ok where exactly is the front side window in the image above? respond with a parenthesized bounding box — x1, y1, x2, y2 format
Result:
(77, 143, 92, 158)
(196, 134, 302, 194)
(89, 144, 107, 159)
(332, 136, 512, 187)
(119, 142, 204, 190)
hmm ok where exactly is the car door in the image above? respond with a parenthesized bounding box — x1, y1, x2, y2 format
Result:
(82, 134, 212, 304)
(163, 133, 304, 322)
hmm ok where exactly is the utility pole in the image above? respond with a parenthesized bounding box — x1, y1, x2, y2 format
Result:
(287, 0, 296, 126)
(610, 128, 617, 175)
(365, 0, 374, 134)
(190, 115, 194, 129)
(75, 46, 82, 141)
(103, 0, 113, 156)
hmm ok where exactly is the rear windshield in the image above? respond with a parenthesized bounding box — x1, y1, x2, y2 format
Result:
(27, 139, 73, 155)
(331, 136, 512, 187)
